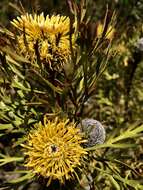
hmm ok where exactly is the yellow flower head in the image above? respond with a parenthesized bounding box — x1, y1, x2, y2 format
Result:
(11, 13, 75, 68)
(23, 117, 87, 185)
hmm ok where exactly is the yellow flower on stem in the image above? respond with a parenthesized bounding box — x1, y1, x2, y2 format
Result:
(22, 117, 87, 185)
(11, 13, 75, 67)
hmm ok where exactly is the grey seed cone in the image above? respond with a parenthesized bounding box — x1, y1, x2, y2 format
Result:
(78, 118, 106, 147)
(136, 38, 143, 52)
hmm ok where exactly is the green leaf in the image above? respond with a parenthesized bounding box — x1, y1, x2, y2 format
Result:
(108, 176, 121, 190)
(113, 175, 143, 189)
(12, 77, 46, 94)
(31, 69, 63, 94)
(87, 124, 143, 151)
(0, 154, 24, 166)
(108, 124, 143, 144)
(2, 47, 30, 63)
(95, 167, 143, 189)
(8, 171, 34, 183)
(0, 123, 13, 130)
(87, 143, 137, 151)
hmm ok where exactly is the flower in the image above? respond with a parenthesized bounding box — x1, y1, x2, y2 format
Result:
(11, 13, 75, 68)
(22, 117, 87, 185)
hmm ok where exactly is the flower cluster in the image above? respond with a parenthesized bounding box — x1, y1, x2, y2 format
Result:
(11, 13, 75, 68)
(23, 117, 87, 185)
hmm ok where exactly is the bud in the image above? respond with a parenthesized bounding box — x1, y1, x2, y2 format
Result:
(136, 38, 143, 52)
(78, 119, 106, 147)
